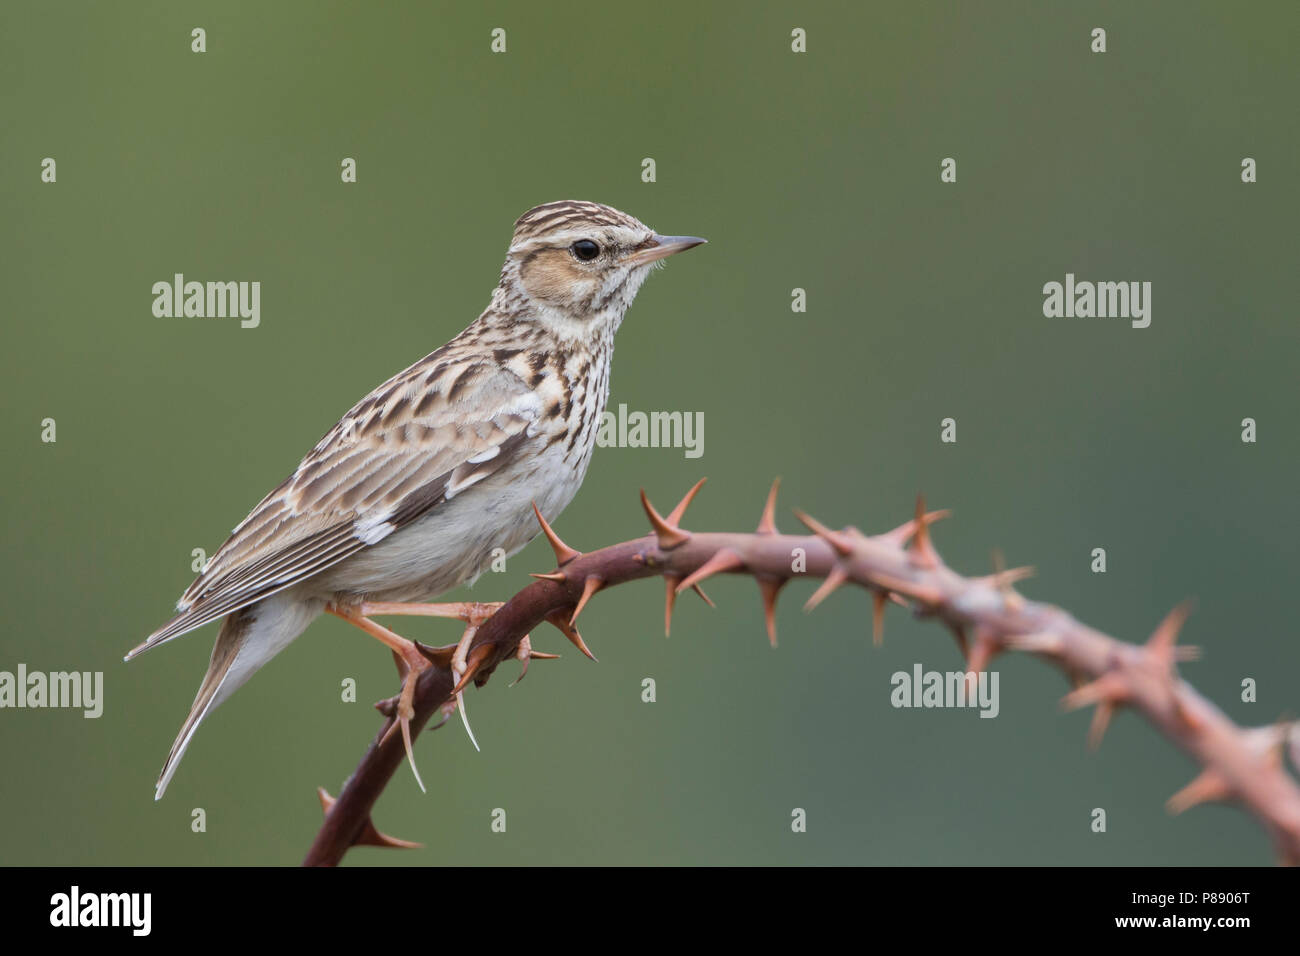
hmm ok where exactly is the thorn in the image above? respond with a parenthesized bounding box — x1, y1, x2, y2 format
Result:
(529, 571, 567, 582)
(318, 788, 423, 850)
(871, 591, 888, 646)
(1062, 666, 1087, 691)
(757, 576, 785, 647)
(640, 489, 691, 549)
(1146, 600, 1196, 672)
(1061, 671, 1130, 750)
(989, 548, 1006, 582)
(355, 827, 423, 850)
(803, 564, 849, 612)
(1001, 566, 1035, 587)
(546, 609, 597, 662)
(757, 478, 781, 534)
(662, 575, 714, 639)
(1247, 718, 1293, 768)
(663, 575, 679, 636)
(676, 548, 743, 594)
(390, 649, 407, 681)
(509, 635, 557, 687)
(569, 575, 604, 628)
(877, 508, 952, 548)
(1086, 703, 1115, 752)
(993, 577, 1028, 611)
(979, 555, 1036, 592)
(909, 494, 942, 569)
(1166, 768, 1233, 815)
(451, 642, 493, 696)
(946, 622, 969, 660)
(374, 696, 397, 717)
(532, 502, 581, 566)
(413, 641, 455, 669)
(998, 566, 1036, 589)
(870, 571, 946, 608)
(792, 509, 853, 556)
(666, 477, 707, 526)
(1282, 719, 1300, 770)
(1061, 670, 1128, 712)
(965, 627, 1002, 677)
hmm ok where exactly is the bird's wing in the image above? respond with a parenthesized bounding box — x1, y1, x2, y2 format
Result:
(130, 356, 542, 658)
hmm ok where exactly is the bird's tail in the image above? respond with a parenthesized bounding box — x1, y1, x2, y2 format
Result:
(153, 594, 321, 799)
(154, 609, 250, 800)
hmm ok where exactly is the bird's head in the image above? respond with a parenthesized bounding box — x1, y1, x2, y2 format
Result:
(496, 200, 705, 339)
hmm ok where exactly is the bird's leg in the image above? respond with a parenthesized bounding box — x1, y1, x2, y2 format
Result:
(326, 604, 437, 793)
(354, 601, 505, 622)
(354, 601, 504, 753)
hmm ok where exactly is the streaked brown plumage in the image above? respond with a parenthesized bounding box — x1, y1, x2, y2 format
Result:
(128, 201, 705, 796)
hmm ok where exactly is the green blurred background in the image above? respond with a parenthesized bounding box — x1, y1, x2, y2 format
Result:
(2, 1, 1297, 865)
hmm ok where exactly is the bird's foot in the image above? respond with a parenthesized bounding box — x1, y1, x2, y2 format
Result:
(326, 603, 437, 793)
(355, 601, 504, 753)
(380, 641, 434, 793)
(445, 604, 504, 753)
(510, 634, 558, 686)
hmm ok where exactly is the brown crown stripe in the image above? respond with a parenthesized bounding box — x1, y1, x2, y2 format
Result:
(515, 200, 607, 223)
(513, 201, 639, 239)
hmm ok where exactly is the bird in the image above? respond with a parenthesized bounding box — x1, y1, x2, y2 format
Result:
(127, 200, 706, 799)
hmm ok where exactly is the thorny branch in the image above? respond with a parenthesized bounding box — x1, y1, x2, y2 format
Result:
(303, 480, 1300, 866)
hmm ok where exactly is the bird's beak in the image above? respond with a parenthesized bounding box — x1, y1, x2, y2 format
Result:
(624, 234, 707, 266)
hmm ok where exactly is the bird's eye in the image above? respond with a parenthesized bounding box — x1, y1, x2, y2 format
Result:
(571, 239, 601, 262)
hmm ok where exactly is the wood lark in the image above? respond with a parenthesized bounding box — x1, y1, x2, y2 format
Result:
(128, 201, 705, 797)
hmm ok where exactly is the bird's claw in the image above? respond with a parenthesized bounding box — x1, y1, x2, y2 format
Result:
(450, 623, 483, 752)
(379, 644, 432, 793)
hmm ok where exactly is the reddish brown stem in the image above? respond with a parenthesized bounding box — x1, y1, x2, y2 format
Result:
(303, 488, 1300, 866)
